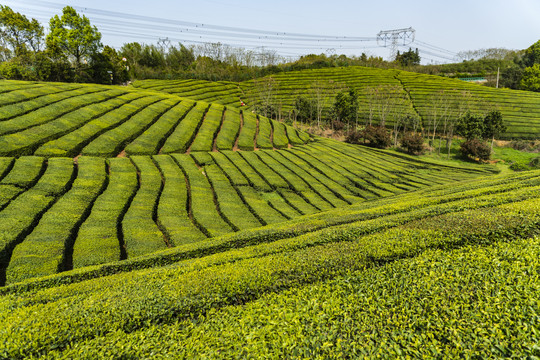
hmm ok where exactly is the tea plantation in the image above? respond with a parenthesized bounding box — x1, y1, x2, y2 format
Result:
(0, 78, 539, 358)
(135, 66, 540, 139)
(0, 81, 309, 157)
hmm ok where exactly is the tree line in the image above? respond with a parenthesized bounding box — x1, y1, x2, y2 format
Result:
(2, 4, 539, 90)
(0, 5, 391, 84)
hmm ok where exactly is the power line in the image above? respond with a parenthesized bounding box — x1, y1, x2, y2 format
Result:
(12, 0, 376, 41)
(4, 0, 457, 64)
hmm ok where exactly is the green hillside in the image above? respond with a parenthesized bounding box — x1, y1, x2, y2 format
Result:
(1, 76, 540, 358)
(0, 138, 488, 286)
(0, 168, 538, 358)
(133, 78, 243, 107)
(0, 80, 310, 157)
(134, 66, 540, 139)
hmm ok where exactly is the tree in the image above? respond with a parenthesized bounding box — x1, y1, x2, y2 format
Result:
(520, 63, 540, 92)
(395, 48, 420, 67)
(89, 46, 129, 84)
(309, 80, 336, 129)
(46, 6, 102, 66)
(500, 65, 523, 90)
(139, 44, 165, 68)
(166, 43, 194, 71)
(294, 95, 315, 125)
(0, 5, 43, 57)
(456, 112, 484, 140)
(522, 39, 540, 67)
(332, 88, 359, 132)
(252, 77, 278, 119)
(483, 110, 506, 152)
(426, 90, 449, 152)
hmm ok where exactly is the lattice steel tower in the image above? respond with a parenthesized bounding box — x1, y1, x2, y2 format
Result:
(377, 27, 416, 60)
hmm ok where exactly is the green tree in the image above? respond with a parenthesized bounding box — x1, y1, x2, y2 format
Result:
(0, 5, 43, 57)
(293, 95, 315, 125)
(395, 48, 420, 66)
(522, 39, 540, 67)
(332, 88, 359, 131)
(166, 43, 195, 71)
(520, 63, 540, 92)
(500, 65, 523, 89)
(456, 111, 484, 140)
(46, 6, 102, 66)
(483, 110, 506, 151)
(89, 46, 129, 84)
(139, 44, 165, 68)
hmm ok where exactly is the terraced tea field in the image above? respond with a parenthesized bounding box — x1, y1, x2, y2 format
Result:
(0, 81, 309, 157)
(135, 66, 540, 138)
(1, 166, 538, 358)
(397, 72, 540, 139)
(1, 78, 539, 358)
(0, 137, 488, 286)
(133, 78, 243, 107)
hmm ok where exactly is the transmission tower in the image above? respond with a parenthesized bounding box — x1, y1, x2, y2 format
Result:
(377, 27, 415, 60)
(157, 37, 171, 52)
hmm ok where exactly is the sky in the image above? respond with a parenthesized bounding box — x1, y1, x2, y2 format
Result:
(4, 0, 540, 64)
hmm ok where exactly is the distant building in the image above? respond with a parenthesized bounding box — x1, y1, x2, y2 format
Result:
(458, 77, 488, 84)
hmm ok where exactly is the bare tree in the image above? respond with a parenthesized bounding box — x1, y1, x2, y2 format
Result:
(251, 76, 278, 119)
(309, 80, 340, 129)
(390, 92, 418, 147)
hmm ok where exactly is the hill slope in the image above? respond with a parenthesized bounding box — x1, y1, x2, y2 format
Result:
(134, 66, 540, 139)
(2, 78, 538, 358)
(0, 137, 489, 286)
(0, 169, 538, 358)
(0, 80, 310, 157)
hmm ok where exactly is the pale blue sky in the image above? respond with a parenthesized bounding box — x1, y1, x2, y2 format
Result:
(5, 0, 540, 63)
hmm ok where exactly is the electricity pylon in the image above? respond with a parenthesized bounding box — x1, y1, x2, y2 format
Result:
(158, 37, 171, 52)
(377, 27, 415, 61)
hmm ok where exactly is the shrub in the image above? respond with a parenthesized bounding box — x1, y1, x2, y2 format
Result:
(401, 132, 425, 155)
(361, 125, 392, 149)
(332, 119, 346, 131)
(509, 162, 531, 172)
(509, 140, 540, 153)
(529, 156, 540, 169)
(345, 130, 362, 145)
(509, 140, 534, 152)
(460, 139, 491, 161)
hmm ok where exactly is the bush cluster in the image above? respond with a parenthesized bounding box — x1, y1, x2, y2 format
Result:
(401, 132, 425, 154)
(346, 126, 392, 149)
(509, 140, 540, 153)
(460, 139, 491, 161)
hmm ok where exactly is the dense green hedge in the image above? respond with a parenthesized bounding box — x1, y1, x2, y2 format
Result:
(189, 103, 225, 152)
(236, 111, 258, 150)
(4, 158, 75, 284)
(173, 154, 232, 237)
(153, 155, 206, 246)
(160, 102, 209, 153)
(215, 108, 241, 150)
(81, 98, 178, 157)
(0, 183, 538, 358)
(1, 169, 536, 293)
(0, 81, 310, 156)
(124, 99, 195, 155)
